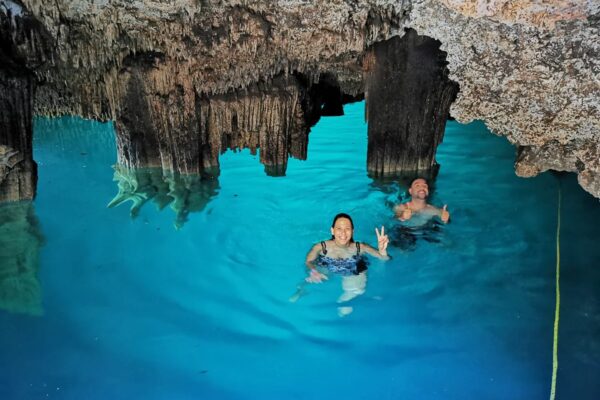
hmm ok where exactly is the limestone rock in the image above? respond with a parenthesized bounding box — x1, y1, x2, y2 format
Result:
(409, 0, 600, 197)
(365, 31, 458, 178)
(2, 0, 598, 197)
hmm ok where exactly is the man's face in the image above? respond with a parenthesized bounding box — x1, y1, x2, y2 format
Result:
(409, 179, 429, 200)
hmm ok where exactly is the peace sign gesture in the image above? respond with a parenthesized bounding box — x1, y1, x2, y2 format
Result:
(375, 226, 389, 256)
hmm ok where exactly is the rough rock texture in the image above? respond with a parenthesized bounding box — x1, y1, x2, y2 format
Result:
(2, 0, 599, 197)
(365, 31, 458, 178)
(409, 0, 600, 197)
(0, 2, 52, 201)
(25, 0, 406, 119)
(0, 143, 37, 202)
(115, 73, 340, 176)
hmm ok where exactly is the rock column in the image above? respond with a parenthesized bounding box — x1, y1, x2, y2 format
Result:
(365, 29, 459, 178)
(0, 2, 52, 202)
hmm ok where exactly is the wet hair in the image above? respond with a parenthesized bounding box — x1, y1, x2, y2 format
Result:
(410, 177, 428, 187)
(330, 213, 354, 241)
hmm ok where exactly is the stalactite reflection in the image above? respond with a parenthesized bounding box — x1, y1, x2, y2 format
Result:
(108, 165, 219, 229)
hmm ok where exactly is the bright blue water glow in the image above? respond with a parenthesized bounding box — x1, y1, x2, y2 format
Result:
(1, 102, 599, 399)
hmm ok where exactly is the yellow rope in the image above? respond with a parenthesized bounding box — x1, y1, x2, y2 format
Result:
(550, 185, 561, 400)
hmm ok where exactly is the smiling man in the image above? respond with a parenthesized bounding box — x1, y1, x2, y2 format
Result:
(394, 178, 450, 224)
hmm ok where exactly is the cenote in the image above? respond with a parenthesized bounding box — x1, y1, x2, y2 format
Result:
(1, 101, 599, 399)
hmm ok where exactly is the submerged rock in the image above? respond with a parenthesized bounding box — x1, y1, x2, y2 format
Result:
(0, 201, 44, 316)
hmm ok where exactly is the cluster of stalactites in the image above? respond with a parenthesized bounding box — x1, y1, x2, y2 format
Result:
(23, 0, 408, 121)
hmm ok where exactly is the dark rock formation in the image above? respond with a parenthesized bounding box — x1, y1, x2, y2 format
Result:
(364, 30, 458, 178)
(0, 200, 44, 315)
(0, 0, 52, 202)
(115, 72, 346, 177)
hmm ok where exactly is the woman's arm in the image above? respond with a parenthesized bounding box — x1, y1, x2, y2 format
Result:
(305, 243, 328, 283)
(360, 227, 390, 260)
(305, 243, 321, 270)
(360, 243, 390, 260)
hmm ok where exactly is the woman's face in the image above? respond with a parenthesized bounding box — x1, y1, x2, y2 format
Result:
(331, 217, 353, 246)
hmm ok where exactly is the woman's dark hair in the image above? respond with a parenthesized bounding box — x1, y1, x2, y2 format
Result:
(330, 213, 354, 241)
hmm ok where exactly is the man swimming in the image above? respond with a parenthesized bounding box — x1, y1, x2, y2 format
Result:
(394, 178, 450, 225)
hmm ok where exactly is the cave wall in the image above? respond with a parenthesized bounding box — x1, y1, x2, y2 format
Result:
(24, 0, 409, 119)
(1, 0, 598, 197)
(408, 0, 600, 197)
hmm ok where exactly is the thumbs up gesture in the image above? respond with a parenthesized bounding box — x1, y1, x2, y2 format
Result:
(398, 205, 412, 221)
(440, 205, 450, 223)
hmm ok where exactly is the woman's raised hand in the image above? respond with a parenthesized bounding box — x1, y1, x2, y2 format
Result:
(375, 226, 389, 255)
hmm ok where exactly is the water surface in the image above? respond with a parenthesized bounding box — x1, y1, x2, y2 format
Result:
(1, 102, 599, 399)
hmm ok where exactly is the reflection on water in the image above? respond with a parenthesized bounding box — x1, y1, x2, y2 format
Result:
(107, 165, 219, 229)
(0, 201, 44, 315)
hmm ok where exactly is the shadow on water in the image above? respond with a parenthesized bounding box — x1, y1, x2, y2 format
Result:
(107, 165, 220, 229)
(388, 220, 445, 251)
(0, 201, 44, 315)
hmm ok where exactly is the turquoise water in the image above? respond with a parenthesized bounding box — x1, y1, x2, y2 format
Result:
(1, 102, 599, 399)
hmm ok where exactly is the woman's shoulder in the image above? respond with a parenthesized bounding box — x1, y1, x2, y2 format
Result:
(312, 240, 331, 250)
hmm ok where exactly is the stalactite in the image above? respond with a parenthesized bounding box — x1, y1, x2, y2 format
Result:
(113, 69, 342, 178)
(0, 3, 52, 202)
(364, 30, 459, 179)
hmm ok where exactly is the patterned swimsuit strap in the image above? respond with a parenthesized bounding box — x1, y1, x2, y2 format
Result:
(320, 241, 327, 255)
(356, 241, 361, 256)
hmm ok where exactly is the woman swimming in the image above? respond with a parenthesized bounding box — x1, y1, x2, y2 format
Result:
(305, 213, 390, 284)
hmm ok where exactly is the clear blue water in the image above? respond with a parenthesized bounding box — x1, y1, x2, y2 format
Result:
(1, 102, 599, 399)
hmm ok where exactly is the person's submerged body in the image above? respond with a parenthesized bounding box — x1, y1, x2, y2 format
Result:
(391, 178, 450, 250)
(390, 219, 443, 251)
